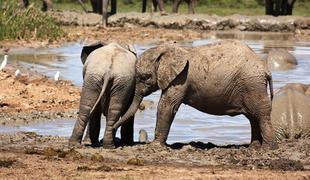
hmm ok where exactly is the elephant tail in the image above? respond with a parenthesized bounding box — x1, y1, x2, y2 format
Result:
(89, 74, 110, 115)
(266, 72, 274, 101)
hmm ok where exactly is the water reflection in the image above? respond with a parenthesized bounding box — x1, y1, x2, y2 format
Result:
(1, 32, 310, 145)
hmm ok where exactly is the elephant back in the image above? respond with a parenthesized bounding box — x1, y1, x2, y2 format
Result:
(266, 49, 297, 71)
(271, 84, 310, 140)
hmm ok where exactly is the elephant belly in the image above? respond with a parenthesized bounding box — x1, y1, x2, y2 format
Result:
(184, 92, 243, 116)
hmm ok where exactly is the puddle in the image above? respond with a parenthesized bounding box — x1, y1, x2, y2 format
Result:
(1, 32, 310, 145)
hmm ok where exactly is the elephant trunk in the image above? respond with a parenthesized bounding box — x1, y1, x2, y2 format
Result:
(113, 93, 143, 129)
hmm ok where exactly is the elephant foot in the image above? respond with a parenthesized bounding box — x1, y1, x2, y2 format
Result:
(150, 140, 166, 147)
(102, 143, 116, 149)
(262, 141, 279, 150)
(248, 140, 262, 150)
(68, 139, 82, 148)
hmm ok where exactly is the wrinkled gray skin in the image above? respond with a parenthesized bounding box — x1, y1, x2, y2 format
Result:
(266, 49, 297, 71)
(115, 40, 277, 149)
(272, 83, 310, 140)
(69, 42, 137, 148)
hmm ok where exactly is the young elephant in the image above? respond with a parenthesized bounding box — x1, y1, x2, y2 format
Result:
(69, 42, 137, 148)
(115, 40, 277, 149)
(271, 83, 310, 140)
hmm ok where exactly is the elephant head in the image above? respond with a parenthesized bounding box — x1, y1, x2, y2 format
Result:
(80, 42, 106, 64)
(114, 44, 189, 129)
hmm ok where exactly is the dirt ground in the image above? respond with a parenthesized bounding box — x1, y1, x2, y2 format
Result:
(1, 12, 310, 179)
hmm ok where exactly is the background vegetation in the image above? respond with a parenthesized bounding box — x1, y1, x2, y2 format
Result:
(0, 0, 309, 41)
(51, 0, 310, 16)
(0, 0, 64, 41)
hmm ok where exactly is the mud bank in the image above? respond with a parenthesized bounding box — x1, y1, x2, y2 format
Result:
(50, 11, 310, 32)
(0, 132, 309, 179)
(0, 66, 80, 126)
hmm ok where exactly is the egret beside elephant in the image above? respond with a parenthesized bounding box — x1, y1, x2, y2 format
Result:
(271, 83, 310, 140)
(114, 41, 277, 149)
(69, 42, 137, 148)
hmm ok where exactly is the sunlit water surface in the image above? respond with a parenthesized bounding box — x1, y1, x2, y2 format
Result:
(1, 32, 310, 145)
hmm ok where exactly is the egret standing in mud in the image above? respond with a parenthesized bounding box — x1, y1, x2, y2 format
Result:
(54, 71, 60, 81)
(0, 55, 8, 71)
(14, 69, 20, 77)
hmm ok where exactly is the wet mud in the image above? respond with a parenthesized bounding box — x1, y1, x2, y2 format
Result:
(0, 132, 309, 179)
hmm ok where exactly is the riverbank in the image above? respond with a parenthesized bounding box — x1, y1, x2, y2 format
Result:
(0, 66, 80, 126)
(0, 132, 309, 179)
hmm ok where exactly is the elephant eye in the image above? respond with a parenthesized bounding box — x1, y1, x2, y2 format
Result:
(140, 73, 152, 81)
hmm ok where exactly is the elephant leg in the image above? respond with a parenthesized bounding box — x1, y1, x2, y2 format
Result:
(152, 0, 158, 12)
(172, 0, 182, 13)
(265, 0, 274, 15)
(245, 114, 262, 148)
(110, 0, 117, 15)
(102, 84, 132, 148)
(69, 80, 101, 145)
(275, 0, 282, 16)
(120, 116, 134, 145)
(154, 86, 184, 144)
(157, 0, 165, 13)
(88, 104, 102, 146)
(188, 0, 196, 14)
(142, 0, 147, 12)
(243, 90, 278, 149)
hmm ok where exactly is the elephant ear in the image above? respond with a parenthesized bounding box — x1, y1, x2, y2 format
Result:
(126, 44, 137, 56)
(157, 47, 188, 90)
(80, 42, 106, 64)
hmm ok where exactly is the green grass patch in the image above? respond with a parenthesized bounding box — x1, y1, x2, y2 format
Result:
(0, 0, 64, 41)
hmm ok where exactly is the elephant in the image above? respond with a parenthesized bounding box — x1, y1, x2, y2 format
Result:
(90, 0, 117, 15)
(142, 0, 196, 14)
(20, 0, 53, 11)
(271, 83, 310, 140)
(266, 49, 297, 71)
(69, 42, 137, 148)
(142, 0, 165, 14)
(172, 0, 196, 14)
(265, 0, 296, 16)
(114, 40, 278, 149)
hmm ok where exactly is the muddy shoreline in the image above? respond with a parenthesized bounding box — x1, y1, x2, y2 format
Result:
(0, 132, 309, 179)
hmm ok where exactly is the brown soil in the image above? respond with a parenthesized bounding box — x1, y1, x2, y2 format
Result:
(0, 132, 309, 179)
(1, 11, 310, 179)
(0, 67, 80, 126)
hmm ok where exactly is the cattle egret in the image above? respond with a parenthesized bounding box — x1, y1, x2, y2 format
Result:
(0, 55, 8, 71)
(15, 69, 20, 77)
(54, 71, 60, 81)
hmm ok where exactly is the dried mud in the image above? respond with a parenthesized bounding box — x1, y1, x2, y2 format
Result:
(0, 66, 80, 126)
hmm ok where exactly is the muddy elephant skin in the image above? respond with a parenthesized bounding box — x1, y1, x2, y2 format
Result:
(116, 40, 277, 149)
(271, 83, 310, 140)
(266, 49, 297, 71)
(69, 42, 137, 148)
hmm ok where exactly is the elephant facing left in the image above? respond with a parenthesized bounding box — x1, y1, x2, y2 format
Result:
(69, 42, 137, 148)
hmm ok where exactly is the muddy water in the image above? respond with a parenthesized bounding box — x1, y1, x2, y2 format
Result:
(1, 32, 310, 145)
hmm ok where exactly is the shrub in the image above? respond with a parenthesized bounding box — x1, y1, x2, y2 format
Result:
(0, 0, 64, 40)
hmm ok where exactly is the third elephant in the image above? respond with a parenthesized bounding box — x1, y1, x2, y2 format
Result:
(271, 83, 310, 140)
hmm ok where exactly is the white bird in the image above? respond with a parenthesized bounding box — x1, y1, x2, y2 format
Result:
(54, 71, 60, 81)
(15, 69, 20, 77)
(0, 55, 8, 71)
